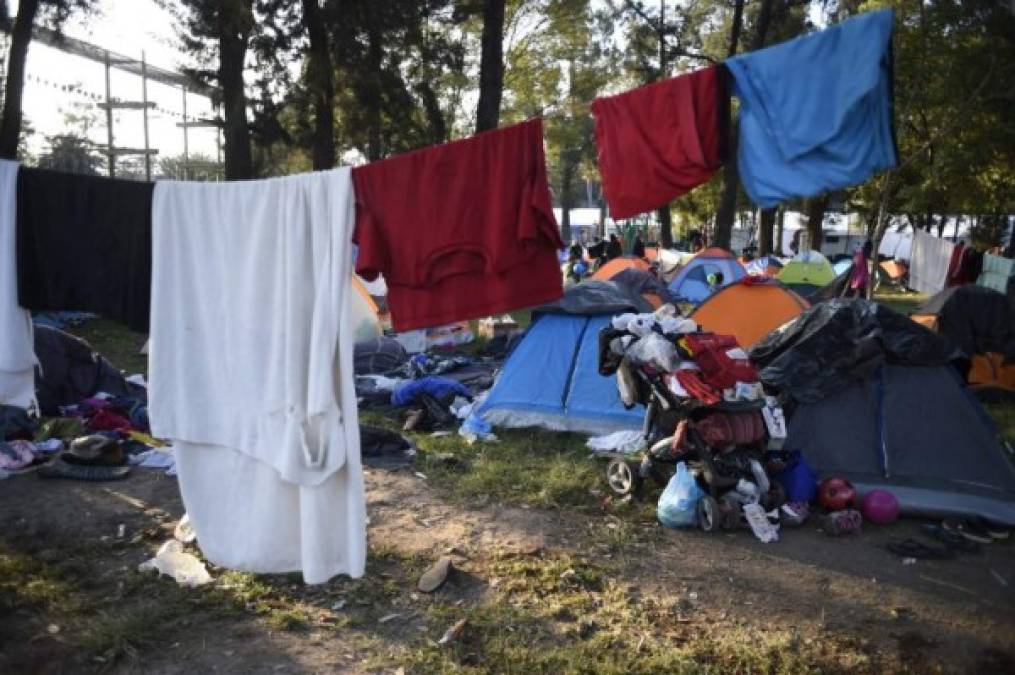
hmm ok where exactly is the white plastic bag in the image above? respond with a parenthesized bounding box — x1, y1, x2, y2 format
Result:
(139, 540, 212, 587)
(627, 333, 680, 372)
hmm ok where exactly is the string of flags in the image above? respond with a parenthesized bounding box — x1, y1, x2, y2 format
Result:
(25, 73, 205, 120)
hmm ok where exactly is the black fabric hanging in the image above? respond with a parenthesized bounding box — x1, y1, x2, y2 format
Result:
(15, 167, 154, 333)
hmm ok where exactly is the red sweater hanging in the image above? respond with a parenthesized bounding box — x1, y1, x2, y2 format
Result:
(592, 65, 730, 220)
(352, 119, 564, 332)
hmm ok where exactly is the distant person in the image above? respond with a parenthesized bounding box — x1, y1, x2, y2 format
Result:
(587, 236, 606, 265)
(706, 270, 724, 294)
(606, 234, 623, 261)
(690, 233, 704, 253)
(789, 231, 801, 256)
(568, 238, 584, 263)
(632, 233, 646, 258)
(847, 240, 873, 298)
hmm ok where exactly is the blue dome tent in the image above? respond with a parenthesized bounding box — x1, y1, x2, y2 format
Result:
(667, 247, 746, 305)
(478, 281, 651, 435)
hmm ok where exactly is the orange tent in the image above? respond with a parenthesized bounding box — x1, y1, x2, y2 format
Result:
(968, 353, 1015, 391)
(691, 279, 809, 348)
(592, 256, 651, 281)
(880, 260, 909, 281)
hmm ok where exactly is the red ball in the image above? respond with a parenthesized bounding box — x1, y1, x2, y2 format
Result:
(861, 489, 899, 524)
(818, 477, 857, 511)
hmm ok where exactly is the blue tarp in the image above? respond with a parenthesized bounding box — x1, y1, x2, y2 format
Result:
(726, 10, 898, 207)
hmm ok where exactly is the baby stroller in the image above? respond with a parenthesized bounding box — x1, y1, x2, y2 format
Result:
(598, 321, 788, 532)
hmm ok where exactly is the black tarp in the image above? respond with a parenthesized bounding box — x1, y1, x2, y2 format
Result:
(354, 337, 409, 375)
(531, 280, 652, 316)
(916, 285, 1015, 362)
(609, 268, 674, 304)
(749, 299, 958, 403)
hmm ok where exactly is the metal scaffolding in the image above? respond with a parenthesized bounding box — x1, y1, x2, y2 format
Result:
(1, 22, 221, 179)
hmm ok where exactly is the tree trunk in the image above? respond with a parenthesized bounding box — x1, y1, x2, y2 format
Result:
(805, 194, 829, 251)
(657, 206, 673, 248)
(415, 81, 447, 144)
(714, 0, 772, 251)
(218, 1, 254, 180)
(0, 0, 39, 160)
(475, 0, 505, 133)
(302, 0, 335, 170)
(774, 206, 785, 255)
(758, 207, 775, 256)
(934, 215, 946, 237)
(868, 172, 894, 299)
(560, 163, 574, 243)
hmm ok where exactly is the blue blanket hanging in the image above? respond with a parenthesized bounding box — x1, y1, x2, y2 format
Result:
(725, 10, 899, 208)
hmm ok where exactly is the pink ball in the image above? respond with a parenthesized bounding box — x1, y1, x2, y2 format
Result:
(861, 489, 899, 524)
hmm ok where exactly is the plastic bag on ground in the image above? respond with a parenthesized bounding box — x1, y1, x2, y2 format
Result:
(459, 413, 497, 444)
(657, 462, 704, 528)
(138, 540, 212, 587)
(775, 451, 818, 503)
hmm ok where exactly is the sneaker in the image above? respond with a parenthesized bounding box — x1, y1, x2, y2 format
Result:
(965, 515, 1010, 541)
(942, 517, 993, 544)
(921, 524, 981, 554)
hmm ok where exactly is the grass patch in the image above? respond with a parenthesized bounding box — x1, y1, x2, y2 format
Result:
(414, 427, 601, 509)
(68, 317, 149, 375)
(0, 547, 81, 615)
(984, 401, 1015, 444)
(874, 287, 926, 316)
(390, 549, 880, 675)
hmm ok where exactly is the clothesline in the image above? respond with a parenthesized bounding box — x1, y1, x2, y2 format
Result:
(2, 10, 901, 586)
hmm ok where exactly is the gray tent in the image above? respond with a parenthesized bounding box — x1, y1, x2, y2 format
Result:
(784, 364, 1015, 524)
(754, 300, 1015, 524)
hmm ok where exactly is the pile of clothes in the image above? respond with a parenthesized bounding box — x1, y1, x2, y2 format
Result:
(0, 384, 172, 481)
(354, 336, 501, 437)
(599, 305, 797, 540)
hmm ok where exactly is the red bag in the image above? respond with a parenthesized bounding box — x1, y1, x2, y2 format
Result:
(694, 411, 765, 447)
(683, 333, 758, 389)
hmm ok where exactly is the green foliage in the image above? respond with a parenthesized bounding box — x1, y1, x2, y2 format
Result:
(847, 0, 1015, 233)
(36, 133, 102, 174)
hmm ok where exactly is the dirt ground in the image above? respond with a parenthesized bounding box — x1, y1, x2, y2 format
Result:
(2, 461, 1014, 674)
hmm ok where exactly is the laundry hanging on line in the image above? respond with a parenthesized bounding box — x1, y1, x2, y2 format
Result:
(16, 166, 154, 333)
(0, 160, 37, 411)
(352, 118, 565, 332)
(591, 64, 729, 220)
(723, 9, 898, 208)
(149, 169, 366, 584)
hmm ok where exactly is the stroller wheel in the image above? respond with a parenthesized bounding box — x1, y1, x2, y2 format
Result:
(697, 496, 719, 532)
(606, 459, 639, 496)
